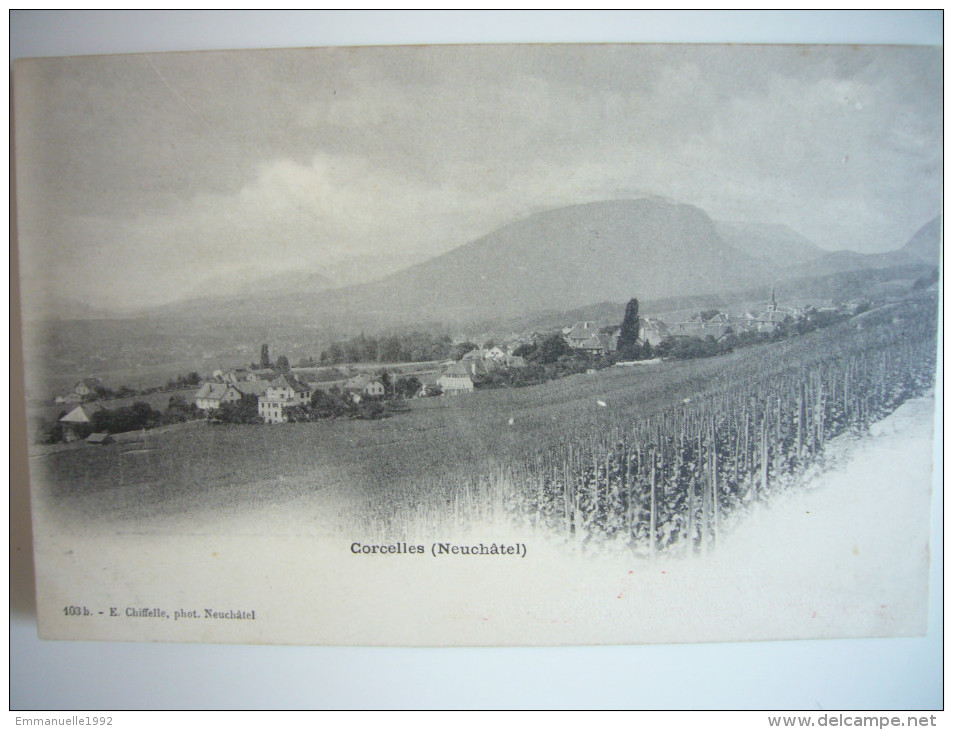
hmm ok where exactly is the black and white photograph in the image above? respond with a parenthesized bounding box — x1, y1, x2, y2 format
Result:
(13, 35, 940, 650)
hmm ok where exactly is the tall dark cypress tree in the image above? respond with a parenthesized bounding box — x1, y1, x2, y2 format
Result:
(618, 298, 640, 354)
(260, 343, 271, 369)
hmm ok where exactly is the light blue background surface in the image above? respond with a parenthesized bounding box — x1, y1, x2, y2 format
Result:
(9, 10, 943, 710)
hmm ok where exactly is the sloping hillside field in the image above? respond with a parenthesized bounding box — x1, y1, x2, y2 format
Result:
(35, 294, 937, 554)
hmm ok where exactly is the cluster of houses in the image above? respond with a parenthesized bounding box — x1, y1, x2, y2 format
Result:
(559, 298, 812, 354)
(639, 305, 804, 347)
(53, 377, 105, 405)
(56, 401, 108, 442)
(420, 346, 529, 397)
(55, 296, 821, 431)
(193, 371, 312, 424)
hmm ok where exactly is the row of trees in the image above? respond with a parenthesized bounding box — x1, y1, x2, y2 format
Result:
(318, 332, 455, 365)
(254, 344, 292, 373)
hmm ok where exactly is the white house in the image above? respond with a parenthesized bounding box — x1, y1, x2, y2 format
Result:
(565, 322, 600, 349)
(437, 363, 475, 395)
(194, 382, 243, 412)
(640, 318, 670, 347)
(56, 377, 104, 403)
(343, 374, 387, 403)
(59, 402, 108, 442)
(224, 368, 251, 384)
(577, 333, 615, 354)
(73, 377, 104, 398)
(258, 374, 312, 423)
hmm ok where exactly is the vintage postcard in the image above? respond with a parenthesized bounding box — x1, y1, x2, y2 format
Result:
(13, 43, 940, 645)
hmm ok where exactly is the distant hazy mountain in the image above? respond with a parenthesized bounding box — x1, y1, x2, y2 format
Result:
(41, 295, 133, 321)
(715, 222, 824, 268)
(902, 216, 941, 264)
(233, 270, 336, 297)
(174, 249, 434, 307)
(780, 216, 940, 281)
(290, 198, 772, 324)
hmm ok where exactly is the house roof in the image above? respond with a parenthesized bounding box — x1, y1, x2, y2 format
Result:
(670, 323, 732, 340)
(85, 432, 113, 444)
(249, 368, 277, 379)
(642, 319, 669, 333)
(567, 323, 599, 341)
(417, 373, 441, 387)
(461, 356, 494, 376)
(60, 403, 108, 423)
(578, 335, 607, 350)
(441, 363, 473, 378)
(235, 381, 269, 397)
(195, 382, 241, 400)
(344, 374, 383, 390)
(269, 374, 311, 392)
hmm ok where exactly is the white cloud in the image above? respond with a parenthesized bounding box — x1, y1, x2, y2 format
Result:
(19, 45, 940, 310)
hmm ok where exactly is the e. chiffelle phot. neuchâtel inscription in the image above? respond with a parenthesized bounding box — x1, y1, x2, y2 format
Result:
(61, 605, 257, 621)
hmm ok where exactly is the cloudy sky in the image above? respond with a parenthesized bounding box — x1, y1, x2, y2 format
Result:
(14, 42, 941, 312)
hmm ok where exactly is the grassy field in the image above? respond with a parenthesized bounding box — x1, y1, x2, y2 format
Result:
(33, 294, 938, 541)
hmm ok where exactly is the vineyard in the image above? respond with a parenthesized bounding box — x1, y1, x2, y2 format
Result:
(353, 296, 938, 552)
(38, 295, 938, 556)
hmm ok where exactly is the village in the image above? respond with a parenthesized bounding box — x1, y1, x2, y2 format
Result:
(44, 292, 855, 443)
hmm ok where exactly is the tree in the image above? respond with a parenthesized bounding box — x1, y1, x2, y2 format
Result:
(395, 375, 422, 399)
(377, 369, 392, 397)
(354, 400, 388, 420)
(284, 405, 310, 423)
(275, 355, 290, 373)
(310, 388, 353, 418)
(163, 395, 196, 425)
(452, 341, 479, 360)
(37, 419, 66, 444)
(91, 402, 160, 433)
(532, 334, 572, 364)
(379, 335, 402, 363)
(260, 343, 271, 369)
(215, 399, 262, 424)
(617, 298, 641, 354)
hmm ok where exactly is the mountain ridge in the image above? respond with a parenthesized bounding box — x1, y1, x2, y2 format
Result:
(37, 200, 941, 335)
